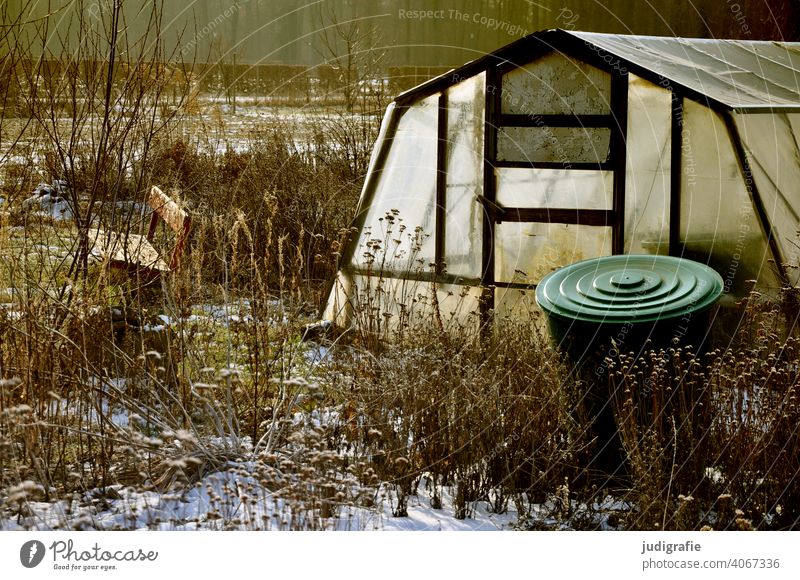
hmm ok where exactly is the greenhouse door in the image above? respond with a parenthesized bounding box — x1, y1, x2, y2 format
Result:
(482, 57, 628, 315)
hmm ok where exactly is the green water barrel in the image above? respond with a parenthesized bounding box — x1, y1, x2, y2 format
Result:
(535, 255, 724, 360)
(535, 255, 724, 479)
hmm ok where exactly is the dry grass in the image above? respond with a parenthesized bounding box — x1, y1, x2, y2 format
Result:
(319, 319, 591, 520)
(5, 113, 800, 528)
(0, 7, 377, 525)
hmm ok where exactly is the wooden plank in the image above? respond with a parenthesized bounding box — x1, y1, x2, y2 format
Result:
(88, 228, 169, 272)
(147, 186, 188, 237)
(147, 185, 192, 270)
(87, 185, 190, 275)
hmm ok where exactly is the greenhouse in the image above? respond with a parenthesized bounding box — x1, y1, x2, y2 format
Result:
(324, 28, 800, 333)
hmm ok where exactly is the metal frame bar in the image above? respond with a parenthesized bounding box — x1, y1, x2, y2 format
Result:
(498, 208, 615, 225)
(610, 69, 629, 254)
(435, 92, 447, 275)
(498, 114, 614, 127)
(669, 92, 683, 256)
(480, 64, 500, 322)
(494, 160, 614, 170)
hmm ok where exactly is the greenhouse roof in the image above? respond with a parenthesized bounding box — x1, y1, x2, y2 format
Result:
(398, 29, 800, 112)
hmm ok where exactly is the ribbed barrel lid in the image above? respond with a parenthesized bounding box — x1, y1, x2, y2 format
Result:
(535, 255, 724, 324)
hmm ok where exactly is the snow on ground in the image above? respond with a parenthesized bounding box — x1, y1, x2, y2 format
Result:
(168, 301, 290, 329)
(1, 444, 626, 532)
(0, 467, 522, 532)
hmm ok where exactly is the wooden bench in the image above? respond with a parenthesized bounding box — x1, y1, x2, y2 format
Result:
(88, 186, 191, 279)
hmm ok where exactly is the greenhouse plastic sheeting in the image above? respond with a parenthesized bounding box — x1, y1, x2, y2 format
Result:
(353, 94, 439, 273)
(734, 112, 800, 285)
(679, 99, 781, 292)
(501, 52, 611, 116)
(497, 125, 612, 164)
(496, 167, 613, 210)
(623, 74, 671, 255)
(444, 73, 485, 278)
(495, 222, 613, 284)
(346, 274, 483, 334)
(573, 31, 800, 109)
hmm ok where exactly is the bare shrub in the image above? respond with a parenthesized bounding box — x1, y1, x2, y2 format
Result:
(148, 114, 373, 307)
(608, 295, 800, 530)
(321, 314, 591, 521)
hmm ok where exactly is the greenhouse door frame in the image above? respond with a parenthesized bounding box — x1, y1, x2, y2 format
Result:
(479, 55, 629, 320)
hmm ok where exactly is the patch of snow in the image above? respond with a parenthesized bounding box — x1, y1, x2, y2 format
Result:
(705, 467, 725, 485)
(0, 304, 24, 320)
(141, 324, 166, 332)
(0, 467, 521, 531)
(305, 344, 330, 365)
(22, 181, 73, 221)
(34, 244, 64, 253)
